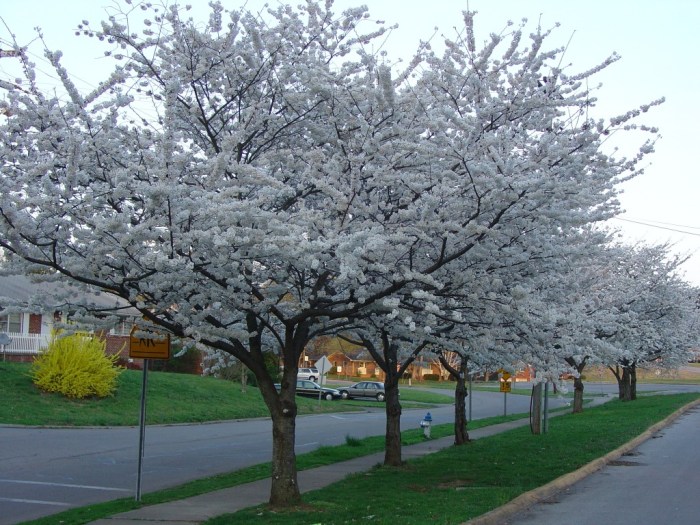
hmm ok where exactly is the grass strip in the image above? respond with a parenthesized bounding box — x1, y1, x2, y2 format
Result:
(205, 393, 700, 525)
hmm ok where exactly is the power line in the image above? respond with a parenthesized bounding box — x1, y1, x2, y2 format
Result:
(626, 218, 700, 231)
(614, 217, 700, 237)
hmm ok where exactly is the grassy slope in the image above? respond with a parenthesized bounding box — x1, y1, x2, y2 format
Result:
(0, 362, 453, 426)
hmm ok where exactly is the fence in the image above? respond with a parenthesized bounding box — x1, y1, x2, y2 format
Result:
(0, 332, 49, 355)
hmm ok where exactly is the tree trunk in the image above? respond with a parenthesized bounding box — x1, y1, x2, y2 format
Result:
(630, 364, 637, 400)
(565, 356, 588, 414)
(619, 367, 632, 401)
(255, 360, 302, 507)
(531, 383, 543, 434)
(250, 324, 307, 508)
(384, 373, 403, 466)
(438, 352, 469, 445)
(269, 407, 301, 506)
(454, 371, 469, 445)
(355, 332, 425, 467)
(572, 375, 585, 413)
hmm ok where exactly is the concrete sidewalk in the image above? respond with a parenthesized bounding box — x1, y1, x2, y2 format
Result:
(90, 417, 536, 525)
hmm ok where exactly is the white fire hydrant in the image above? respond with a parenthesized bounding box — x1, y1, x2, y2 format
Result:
(420, 412, 433, 438)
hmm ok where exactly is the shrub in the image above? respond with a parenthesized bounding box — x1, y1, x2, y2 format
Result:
(31, 332, 123, 399)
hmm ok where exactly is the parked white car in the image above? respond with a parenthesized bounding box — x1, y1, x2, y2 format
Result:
(297, 367, 320, 381)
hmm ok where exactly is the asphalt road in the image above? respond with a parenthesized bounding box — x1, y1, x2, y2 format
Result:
(0, 387, 556, 525)
(506, 403, 700, 525)
(1, 382, 697, 524)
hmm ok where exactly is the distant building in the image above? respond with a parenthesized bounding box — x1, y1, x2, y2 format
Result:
(0, 274, 138, 361)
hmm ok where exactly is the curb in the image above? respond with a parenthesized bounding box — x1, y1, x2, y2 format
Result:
(461, 398, 700, 525)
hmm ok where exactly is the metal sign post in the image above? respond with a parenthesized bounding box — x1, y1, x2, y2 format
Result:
(135, 359, 149, 501)
(129, 327, 170, 502)
(468, 373, 474, 421)
(543, 381, 550, 434)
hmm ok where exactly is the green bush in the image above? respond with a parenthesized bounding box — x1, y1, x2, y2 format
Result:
(31, 332, 123, 399)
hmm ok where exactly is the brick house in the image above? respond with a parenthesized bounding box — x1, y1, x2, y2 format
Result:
(323, 346, 384, 380)
(0, 274, 138, 361)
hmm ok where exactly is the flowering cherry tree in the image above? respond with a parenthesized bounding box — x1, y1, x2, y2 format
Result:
(0, 1, 662, 507)
(501, 229, 615, 413)
(522, 238, 700, 408)
(598, 244, 699, 400)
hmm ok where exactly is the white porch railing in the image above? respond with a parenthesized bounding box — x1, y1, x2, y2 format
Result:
(0, 332, 50, 355)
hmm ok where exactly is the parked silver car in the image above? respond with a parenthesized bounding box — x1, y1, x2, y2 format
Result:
(338, 381, 387, 402)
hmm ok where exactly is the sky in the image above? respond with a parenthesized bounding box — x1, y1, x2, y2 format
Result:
(1, 0, 699, 285)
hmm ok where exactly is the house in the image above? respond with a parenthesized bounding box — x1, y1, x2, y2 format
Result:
(302, 336, 459, 381)
(0, 274, 138, 361)
(324, 346, 384, 380)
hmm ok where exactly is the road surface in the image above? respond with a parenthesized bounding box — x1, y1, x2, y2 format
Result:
(507, 403, 700, 525)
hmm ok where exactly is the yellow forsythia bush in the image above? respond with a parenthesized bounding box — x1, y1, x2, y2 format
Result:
(31, 332, 123, 399)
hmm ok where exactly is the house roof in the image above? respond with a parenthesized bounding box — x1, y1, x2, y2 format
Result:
(0, 273, 138, 316)
(331, 346, 374, 362)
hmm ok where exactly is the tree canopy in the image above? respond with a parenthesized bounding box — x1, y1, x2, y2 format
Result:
(1, 0, 690, 507)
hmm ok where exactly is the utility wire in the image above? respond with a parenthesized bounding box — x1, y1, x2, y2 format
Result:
(614, 217, 700, 237)
(632, 219, 700, 231)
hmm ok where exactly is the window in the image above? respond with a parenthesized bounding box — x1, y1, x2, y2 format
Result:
(110, 318, 133, 336)
(0, 312, 22, 333)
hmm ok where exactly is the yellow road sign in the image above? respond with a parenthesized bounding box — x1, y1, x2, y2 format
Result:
(129, 327, 171, 359)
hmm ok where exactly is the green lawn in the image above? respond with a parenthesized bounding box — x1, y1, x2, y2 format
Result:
(0, 362, 453, 426)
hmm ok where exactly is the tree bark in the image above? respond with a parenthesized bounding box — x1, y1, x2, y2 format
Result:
(352, 331, 426, 466)
(572, 375, 585, 413)
(608, 364, 628, 400)
(438, 352, 469, 445)
(531, 383, 543, 434)
(357, 332, 408, 466)
(630, 364, 637, 400)
(619, 367, 632, 401)
(249, 323, 307, 507)
(564, 356, 588, 414)
(269, 406, 300, 506)
(453, 371, 469, 445)
(256, 368, 301, 506)
(384, 376, 403, 466)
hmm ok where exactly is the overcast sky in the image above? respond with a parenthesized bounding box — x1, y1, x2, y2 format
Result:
(2, 0, 698, 284)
